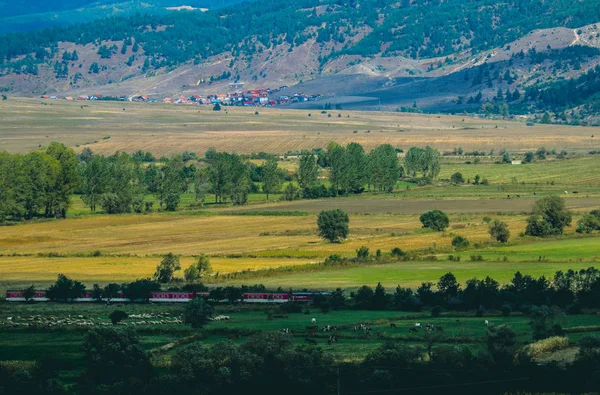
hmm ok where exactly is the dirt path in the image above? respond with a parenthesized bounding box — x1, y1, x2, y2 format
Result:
(236, 197, 600, 215)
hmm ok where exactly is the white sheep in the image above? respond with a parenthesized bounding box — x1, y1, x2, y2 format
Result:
(485, 320, 489, 326)
(311, 318, 317, 324)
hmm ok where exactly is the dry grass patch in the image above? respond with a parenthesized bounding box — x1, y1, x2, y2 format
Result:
(1, 98, 599, 155)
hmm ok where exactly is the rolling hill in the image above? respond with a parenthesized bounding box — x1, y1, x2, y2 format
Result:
(1, 0, 600, 122)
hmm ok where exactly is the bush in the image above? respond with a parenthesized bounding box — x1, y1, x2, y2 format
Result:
(451, 235, 469, 250)
(501, 304, 512, 317)
(109, 310, 128, 325)
(391, 248, 406, 257)
(576, 211, 600, 234)
(431, 305, 443, 317)
(470, 255, 484, 261)
(356, 246, 370, 259)
(279, 302, 303, 314)
(525, 196, 572, 237)
(526, 337, 570, 359)
(420, 210, 449, 231)
(450, 172, 465, 184)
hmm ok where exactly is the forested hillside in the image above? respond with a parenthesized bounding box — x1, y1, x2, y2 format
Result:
(1, 0, 600, 119)
(0, 0, 249, 33)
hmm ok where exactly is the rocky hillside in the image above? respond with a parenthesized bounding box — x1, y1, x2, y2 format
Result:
(1, 0, 600, 121)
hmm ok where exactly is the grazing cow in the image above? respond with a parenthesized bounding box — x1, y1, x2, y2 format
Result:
(305, 338, 317, 345)
(573, 191, 579, 194)
(409, 327, 418, 333)
(376, 331, 382, 338)
(390, 323, 397, 328)
(415, 323, 421, 328)
(436, 326, 444, 332)
(484, 320, 489, 326)
(311, 318, 317, 324)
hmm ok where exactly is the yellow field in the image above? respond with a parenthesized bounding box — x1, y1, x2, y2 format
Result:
(0, 256, 319, 286)
(1, 98, 599, 155)
(0, 209, 585, 293)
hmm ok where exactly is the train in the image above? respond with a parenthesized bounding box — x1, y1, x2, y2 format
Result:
(4, 290, 330, 304)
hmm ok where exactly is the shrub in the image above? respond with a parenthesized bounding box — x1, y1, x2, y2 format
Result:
(279, 302, 303, 314)
(470, 255, 484, 261)
(576, 211, 600, 234)
(501, 304, 512, 317)
(420, 210, 450, 231)
(356, 246, 370, 259)
(450, 172, 465, 184)
(391, 248, 406, 257)
(431, 305, 443, 317)
(451, 235, 470, 250)
(524, 152, 534, 163)
(526, 337, 570, 359)
(525, 196, 572, 237)
(109, 310, 128, 325)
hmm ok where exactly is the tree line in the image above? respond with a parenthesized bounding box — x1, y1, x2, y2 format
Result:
(32, 264, 600, 314)
(1, 143, 443, 222)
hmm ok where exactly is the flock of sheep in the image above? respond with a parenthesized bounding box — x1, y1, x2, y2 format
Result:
(2, 312, 183, 328)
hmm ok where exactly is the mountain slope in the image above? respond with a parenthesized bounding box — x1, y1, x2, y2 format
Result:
(0, 0, 249, 33)
(1, 0, 600, 121)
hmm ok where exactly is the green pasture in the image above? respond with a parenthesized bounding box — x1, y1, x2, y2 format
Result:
(452, 236, 600, 263)
(214, 260, 599, 290)
(2, 303, 600, 383)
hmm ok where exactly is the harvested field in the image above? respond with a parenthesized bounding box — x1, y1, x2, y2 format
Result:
(1, 98, 599, 155)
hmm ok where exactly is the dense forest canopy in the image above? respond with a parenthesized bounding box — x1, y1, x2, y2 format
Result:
(2, 0, 600, 71)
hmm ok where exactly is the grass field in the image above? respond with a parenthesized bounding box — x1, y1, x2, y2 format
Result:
(1, 303, 599, 383)
(1, 98, 599, 155)
(1, 207, 598, 293)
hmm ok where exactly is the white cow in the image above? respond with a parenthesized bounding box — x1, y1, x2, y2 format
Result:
(484, 320, 489, 326)
(415, 323, 421, 328)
